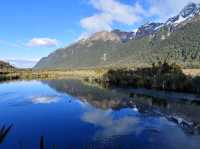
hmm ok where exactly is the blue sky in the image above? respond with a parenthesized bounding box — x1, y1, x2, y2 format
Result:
(0, 0, 199, 68)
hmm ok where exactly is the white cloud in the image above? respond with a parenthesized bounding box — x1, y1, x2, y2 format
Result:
(27, 38, 59, 47)
(80, 0, 146, 33)
(146, 0, 200, 22)
(81, 13, 112, 32)
(90, 0, 143, 24)
(80, 0, 200, 37)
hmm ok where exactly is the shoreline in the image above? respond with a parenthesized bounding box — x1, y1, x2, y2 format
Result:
(1, 66, 200, 95)
(1, 67, 200, 81)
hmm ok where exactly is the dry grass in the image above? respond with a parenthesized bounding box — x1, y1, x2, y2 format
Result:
(1, 67, 200, 82)
(18, 68, 107, 80)
(183, 69, 200, 76)
(0, 68, 108, 82)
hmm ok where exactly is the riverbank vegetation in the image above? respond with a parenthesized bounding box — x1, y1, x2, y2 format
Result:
(0, 61, 106, 82)
(0, 69, 102, 82)
(1, 60, 200, 95)
(93, 61, 200, 94)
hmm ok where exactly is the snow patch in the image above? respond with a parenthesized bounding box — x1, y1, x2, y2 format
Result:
(174, 16, 187, 24)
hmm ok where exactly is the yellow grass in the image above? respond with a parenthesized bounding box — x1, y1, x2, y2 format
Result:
(183, 69, 200, 76)
(1, 68, 200, 82)
(17, 68, 107, 80)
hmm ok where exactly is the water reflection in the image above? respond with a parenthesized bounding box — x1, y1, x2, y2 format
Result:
(43, 79, 133, 110)
(82, 109, 139, 139)
(40, 136, 45, 149)
(31, 96, 60, 104)
(134, 97, 200, 135)
(44, 79, 200, 135)
(0, 79, 200, 148)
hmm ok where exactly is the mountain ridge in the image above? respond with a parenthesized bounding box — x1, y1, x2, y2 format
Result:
(35, 2, 200, 69)
(0, 60, 16, 72)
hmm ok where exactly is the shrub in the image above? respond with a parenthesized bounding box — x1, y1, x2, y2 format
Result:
(96, 62, 200, 94)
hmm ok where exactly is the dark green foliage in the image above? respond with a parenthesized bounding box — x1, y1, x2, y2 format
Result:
(98, 62, 200, 94)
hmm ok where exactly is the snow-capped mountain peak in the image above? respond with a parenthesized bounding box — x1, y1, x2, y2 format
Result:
(135, 23, 163, 38)
(78, 2, 200, 44)
(179, 2, 200, 18)
(166, 2, 200, 25)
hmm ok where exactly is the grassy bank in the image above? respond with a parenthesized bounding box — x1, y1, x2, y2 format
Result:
(1, 64, 200, 94)
(0, 68, 107, 82)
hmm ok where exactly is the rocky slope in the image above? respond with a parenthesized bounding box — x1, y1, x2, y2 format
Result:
(35, 2, 200, 69)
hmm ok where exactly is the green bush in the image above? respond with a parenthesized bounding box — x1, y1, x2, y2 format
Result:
(97, 62, 200, 94)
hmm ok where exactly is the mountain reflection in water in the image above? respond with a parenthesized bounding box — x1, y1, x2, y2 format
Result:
(43, 79, 200, 135)
(0, 79, 200, 149)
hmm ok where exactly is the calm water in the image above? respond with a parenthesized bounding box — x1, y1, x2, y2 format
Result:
(0, 79, 200, 149)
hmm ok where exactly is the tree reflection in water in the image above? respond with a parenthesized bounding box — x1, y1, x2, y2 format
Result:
(43, 79, 200, 135)
(40, 136, 57, 149)
(0, 124, 13, 144)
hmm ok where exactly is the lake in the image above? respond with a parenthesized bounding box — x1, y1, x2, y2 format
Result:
(0, 79, 200, 149)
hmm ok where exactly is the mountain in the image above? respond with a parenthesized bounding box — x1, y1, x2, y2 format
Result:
(135, 23, 163, 38)
(35, 2, 200, 69)
(166, 2, 200, 26)
(0, 60, 16, 72)
(111, 29, 136, 42)
(78, 30, 136, 44)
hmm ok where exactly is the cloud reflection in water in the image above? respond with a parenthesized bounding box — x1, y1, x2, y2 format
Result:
(82, 109, 139, 139)
(31, 96, 60, 104)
